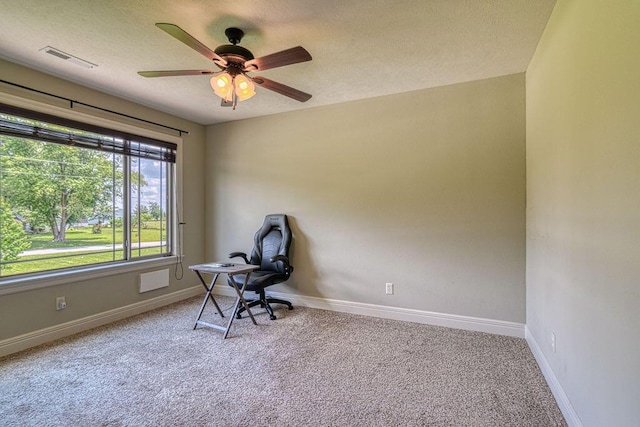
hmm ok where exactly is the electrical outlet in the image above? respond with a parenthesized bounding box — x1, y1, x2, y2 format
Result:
(385, 282, 393, 295)
(56, 296, 67, 311)
(551, 332, 556, 353)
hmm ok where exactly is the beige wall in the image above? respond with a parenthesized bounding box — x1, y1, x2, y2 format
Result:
(0, 59, 207, 341)
(526, 1, 640, 425)
(206, 73, 526, 322)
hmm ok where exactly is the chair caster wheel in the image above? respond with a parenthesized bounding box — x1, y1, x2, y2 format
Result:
(270, 315, 277, 320)
(236, 313, 242, 319)
(288, 306, 294, 310)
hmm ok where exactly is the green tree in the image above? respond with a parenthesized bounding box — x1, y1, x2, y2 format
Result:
(1, 136, 117, 242)
(132, 203, 153, 229)
(0, 199, 31, 264)
(148, 202, 163, 220)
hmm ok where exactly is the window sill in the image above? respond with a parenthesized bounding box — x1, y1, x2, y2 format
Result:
(0, 256, 179, 296)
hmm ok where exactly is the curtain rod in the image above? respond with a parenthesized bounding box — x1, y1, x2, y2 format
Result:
(0, 79, 189, 136)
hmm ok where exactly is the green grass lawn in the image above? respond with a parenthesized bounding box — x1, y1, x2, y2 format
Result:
(27, 226, 166, 249)
(1, 225, 169, 277)
(9, 245, 163, 269)
(3, 246, 167, 276)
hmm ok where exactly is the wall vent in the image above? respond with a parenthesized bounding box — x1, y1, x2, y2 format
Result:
(39, 46, 97, 68)
(139, 269, 170, 293)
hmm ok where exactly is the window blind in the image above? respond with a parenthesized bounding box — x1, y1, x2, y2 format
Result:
(0, 102, 176, 163)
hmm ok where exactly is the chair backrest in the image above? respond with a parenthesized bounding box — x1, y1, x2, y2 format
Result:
(249, 214, 292, 273)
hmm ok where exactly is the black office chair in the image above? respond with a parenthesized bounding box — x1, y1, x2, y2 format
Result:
(228, 214, 294, 320)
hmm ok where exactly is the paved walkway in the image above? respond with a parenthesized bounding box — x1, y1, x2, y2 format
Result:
(20, 241, 165, 256)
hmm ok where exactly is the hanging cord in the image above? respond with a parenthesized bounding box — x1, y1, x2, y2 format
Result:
(174, 205, 185, 280)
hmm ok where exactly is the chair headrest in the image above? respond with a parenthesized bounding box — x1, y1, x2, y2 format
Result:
(252, 215, 292, 271)
(256, 214, 290, 241)
(264, 214, 287, 229)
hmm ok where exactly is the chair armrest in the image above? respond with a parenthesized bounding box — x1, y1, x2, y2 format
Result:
(270, 255, 294, 273)
(228, 252, 249, 264)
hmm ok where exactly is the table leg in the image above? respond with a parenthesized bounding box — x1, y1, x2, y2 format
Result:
(193, 271, 223, 330)
(222, 272, 258, 339)
(237, 272, 257, 325)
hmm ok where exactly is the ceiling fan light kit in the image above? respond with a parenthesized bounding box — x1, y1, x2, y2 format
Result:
(210, 72, 256, 105)
(234, 74, 256, 101)
(138, 23, 312, 110)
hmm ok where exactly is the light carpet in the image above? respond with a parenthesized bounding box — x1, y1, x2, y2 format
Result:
(0, 296, 566, 426)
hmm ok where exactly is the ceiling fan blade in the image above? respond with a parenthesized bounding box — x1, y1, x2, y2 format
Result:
(138, 70, 218, 77)
(155, 23, 227, 67)
(252, 76, 312, 102)
(243, 46, 311, 72)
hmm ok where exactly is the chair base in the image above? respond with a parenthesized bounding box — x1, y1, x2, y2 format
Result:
(236, 291, 293, 320)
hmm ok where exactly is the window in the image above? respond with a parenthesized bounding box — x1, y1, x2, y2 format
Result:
(0, 103, 177, 279)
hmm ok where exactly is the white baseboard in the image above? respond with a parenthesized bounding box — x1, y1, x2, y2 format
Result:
(213, 287, 525, 338)
(1, 285, 525, 357)
(0, 285, 201, 358)
(525, 326, 582, 427)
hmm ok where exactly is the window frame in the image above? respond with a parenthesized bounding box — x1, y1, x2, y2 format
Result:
(0, 93, 183, 295)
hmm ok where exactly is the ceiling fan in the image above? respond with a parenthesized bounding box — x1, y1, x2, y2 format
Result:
(138, 23, 312, 109)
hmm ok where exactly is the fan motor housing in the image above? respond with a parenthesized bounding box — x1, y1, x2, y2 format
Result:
(214, 44, 254, 63)
(214, 27, 254, 67)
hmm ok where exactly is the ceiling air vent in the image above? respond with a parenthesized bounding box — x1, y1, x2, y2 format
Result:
(40, 46, 97, 68)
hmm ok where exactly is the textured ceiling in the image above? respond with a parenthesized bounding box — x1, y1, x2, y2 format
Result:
(0, 0, 556, 125)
